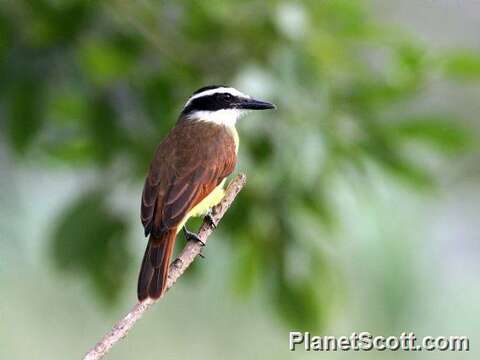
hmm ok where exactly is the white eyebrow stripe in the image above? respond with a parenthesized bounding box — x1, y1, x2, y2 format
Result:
(184, 87, 249, 107)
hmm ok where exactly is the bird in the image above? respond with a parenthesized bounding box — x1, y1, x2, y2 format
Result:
(138, 85, 275, 301)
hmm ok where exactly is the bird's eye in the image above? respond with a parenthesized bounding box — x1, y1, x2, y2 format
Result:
(221, 93, 233, 101)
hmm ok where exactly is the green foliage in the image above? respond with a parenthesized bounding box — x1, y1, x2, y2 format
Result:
(51, 190, 131, 305)
(388, 115, 472, 154)
(439, 51, 480, 80)
(1, 0, 477, 331)
(5, 76, 45, 153)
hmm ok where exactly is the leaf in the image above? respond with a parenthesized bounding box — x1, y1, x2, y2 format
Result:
(274, 280, 322, 330)
(247, 134, 274, 165)
(300, 188, 336, 229)
(87, 92, 124, 165)
(79, 34, 141, 85)
(272, 267, 331, 332)
(5, 77, 45, 154)
(26, 0, 94, 46)
(396, 43, 426, 75)
(231, 237, 261, 296)
(0, 11, 12, 64)
(51, 190, 131, 305)
(268, 243, 335, 332)
(142, 73, 178, 132)
(439, 51, 480, 80)
(389, 116, 471, 154)
(361, 136, 434, 189)
(43, 139, 95, 164)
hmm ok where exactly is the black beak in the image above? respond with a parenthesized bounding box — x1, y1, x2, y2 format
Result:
(238, 97, 276, 110)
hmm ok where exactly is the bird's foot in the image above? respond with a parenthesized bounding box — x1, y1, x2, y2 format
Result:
(205, 210, 217, 229)
(182, 226, 206, 246)
(182, 226, 206, 258)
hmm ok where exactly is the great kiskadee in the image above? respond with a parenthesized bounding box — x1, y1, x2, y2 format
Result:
(138, 85, 275, 301)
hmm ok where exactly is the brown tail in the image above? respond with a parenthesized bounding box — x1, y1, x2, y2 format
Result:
(137, 229, 177, 301)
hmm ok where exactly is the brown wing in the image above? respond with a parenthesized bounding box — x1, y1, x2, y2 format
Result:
(141, 120, 237, 238)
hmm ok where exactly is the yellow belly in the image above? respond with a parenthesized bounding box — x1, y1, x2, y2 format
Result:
(174, 124, 238, 234)
(176, 179, 226, 233)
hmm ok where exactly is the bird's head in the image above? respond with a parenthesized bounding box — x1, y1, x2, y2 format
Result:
(181, 85, 275, 126)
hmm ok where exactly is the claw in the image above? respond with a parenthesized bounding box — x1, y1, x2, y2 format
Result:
(182, 226, 206, 259)
(182, 227, 206, 246)
(205, 211, 217, 229)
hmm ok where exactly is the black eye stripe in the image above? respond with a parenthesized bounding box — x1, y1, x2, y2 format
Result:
(220, 93, 233, 100)
(182, 92, 238, 115)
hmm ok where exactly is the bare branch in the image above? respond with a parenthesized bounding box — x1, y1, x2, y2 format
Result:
(83, 174, 247, 360)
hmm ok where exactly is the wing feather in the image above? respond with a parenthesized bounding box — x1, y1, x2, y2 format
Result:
(141, 120, 237, 238)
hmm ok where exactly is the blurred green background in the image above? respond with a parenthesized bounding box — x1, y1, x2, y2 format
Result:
(1, 0, 479, 359)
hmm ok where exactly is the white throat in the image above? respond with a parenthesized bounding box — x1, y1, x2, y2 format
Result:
(187, 109, 246, 127)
